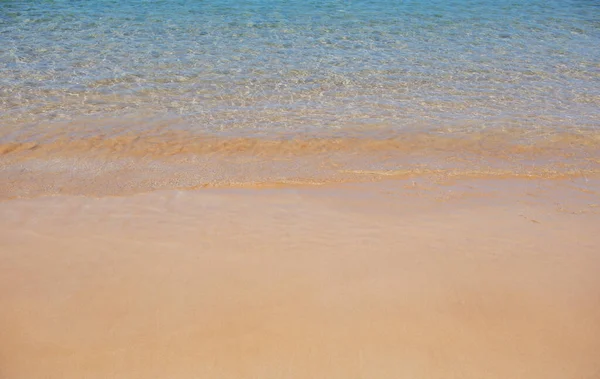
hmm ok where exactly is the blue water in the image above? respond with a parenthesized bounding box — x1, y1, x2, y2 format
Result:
(1, 0, 599, 138)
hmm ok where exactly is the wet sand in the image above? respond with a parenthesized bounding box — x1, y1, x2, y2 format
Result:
(2, 127, 599, 199)
(1, 178, 599, 379)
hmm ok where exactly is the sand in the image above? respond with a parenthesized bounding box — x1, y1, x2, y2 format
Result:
(1, 178, 599, 379)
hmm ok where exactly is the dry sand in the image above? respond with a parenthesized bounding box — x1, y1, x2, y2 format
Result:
(1, 178, 599, 379)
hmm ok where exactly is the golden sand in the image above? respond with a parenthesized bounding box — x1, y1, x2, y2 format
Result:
(1, 178, 599, 379)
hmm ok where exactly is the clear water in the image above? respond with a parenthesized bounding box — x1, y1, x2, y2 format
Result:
(1, 0, 599, 135)
(1, 0, 600, 197)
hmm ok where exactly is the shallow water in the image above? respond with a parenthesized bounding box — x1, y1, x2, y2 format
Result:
(1, 0, 599, 197)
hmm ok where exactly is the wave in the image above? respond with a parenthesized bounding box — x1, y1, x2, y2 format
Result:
(1, 127, 599, 200)
(2, 127, 599, 159)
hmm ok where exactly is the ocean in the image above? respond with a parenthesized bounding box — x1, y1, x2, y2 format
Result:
(1, 0, 599, 197)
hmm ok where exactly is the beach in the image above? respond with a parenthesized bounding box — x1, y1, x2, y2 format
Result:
(1, 178, 599, 378)
(1, 0, 600, 377)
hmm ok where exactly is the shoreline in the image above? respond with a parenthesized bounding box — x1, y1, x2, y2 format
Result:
(2, 123, 599, 200)
(2, 0, 599, 376)
(2, 151, 599, 201)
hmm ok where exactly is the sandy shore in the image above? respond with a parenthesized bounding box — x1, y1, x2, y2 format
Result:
(1, 178, 599, 379)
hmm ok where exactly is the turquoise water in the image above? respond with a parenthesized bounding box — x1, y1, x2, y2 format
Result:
(1, 0, 599, 137)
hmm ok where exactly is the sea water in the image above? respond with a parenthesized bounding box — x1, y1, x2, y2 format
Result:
(1, 0, 599, 196)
